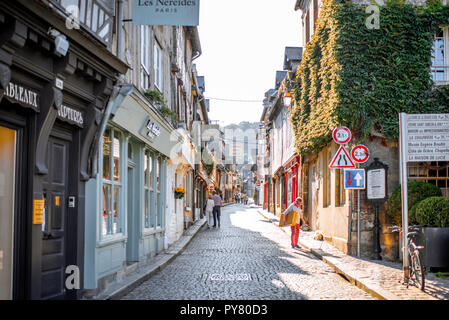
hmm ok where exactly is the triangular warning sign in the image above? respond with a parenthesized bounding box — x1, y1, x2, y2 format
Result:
(329, 146, 356, 169)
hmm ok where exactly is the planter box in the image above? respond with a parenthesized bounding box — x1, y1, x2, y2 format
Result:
(415, 227, 449, 271)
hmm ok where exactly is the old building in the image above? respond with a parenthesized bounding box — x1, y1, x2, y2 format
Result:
(0, 0, 128, 300)
(291, 0, 449, 260)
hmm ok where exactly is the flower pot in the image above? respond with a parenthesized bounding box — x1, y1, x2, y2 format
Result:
(415, 227, 449, 271)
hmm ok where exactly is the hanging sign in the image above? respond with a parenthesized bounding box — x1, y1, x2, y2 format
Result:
(133, 0, 200, 26)
(344, 169, 366, 190)
(332, 127, 352, 145)
(329, 145, 356, 169)
(351, 145, 370, 164)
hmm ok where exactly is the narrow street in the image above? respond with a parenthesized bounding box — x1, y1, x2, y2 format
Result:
(121, 204, 374, 300)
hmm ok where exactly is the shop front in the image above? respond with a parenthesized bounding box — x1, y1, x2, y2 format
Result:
(0, 2, 126, 299)
(84, 92, 178, 295)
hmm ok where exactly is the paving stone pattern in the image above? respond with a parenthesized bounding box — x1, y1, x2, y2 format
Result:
(259, 209, 449, 300)
(122, 205, 374, 300)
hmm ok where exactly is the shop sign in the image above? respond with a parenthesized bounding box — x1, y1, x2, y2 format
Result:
(146, 119, 161, 139)
(58, 105, 84, 127)
(4, 82, 39, 110)
(133, 0, 200, 26)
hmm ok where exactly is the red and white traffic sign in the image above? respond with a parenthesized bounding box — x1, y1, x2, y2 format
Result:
(329, 145, 356, 169)
(351, 145, 370, 164)
(332, 127, 352, 145)
(257, 182, 261, 187)
(209, 186, 214, 192)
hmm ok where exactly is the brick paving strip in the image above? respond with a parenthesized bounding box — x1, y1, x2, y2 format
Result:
(93, 203, 236, 300)
(257, 208, 449, 300)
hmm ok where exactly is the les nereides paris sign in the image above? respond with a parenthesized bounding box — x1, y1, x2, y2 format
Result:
(133, 0, 200, 26)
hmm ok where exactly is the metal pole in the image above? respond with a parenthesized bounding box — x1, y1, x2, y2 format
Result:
(373, 204, 381, 260)
(357, 189, 360, 257)
(399, 113, 409, 283)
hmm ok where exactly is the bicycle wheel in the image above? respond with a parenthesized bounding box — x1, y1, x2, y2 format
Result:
(410, 250, 425, 291)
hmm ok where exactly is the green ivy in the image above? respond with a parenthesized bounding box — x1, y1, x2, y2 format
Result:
(291, 0, 449, 156)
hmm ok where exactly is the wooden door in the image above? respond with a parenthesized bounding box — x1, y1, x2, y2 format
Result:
(41, 136, 70, 300)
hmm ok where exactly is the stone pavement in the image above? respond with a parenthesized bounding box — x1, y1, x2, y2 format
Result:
(121, 204, 375, 300)
(257, 208, 449, 300)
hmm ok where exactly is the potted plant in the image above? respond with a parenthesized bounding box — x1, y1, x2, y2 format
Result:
(144, 89, 166, 108)
(386, 181, 442, 261)
(174, 187, 186, 199)
(413, 196, 449, 271)
(159, 106, 178, 126)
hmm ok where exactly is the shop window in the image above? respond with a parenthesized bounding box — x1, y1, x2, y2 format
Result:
(156, 157, 162, 228)
(0, 126, 16, 299)
(408, 162, 449, 198)
(102, 128, 122, 236)
(144, 151, 153, 229)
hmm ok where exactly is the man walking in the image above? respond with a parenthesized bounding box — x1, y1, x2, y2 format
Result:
(212, 190, 223, 228)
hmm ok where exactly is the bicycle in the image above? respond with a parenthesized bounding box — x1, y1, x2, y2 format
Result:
(389, 225, 425, 291)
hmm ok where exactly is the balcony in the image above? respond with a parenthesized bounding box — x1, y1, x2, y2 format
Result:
(49, 0, 114, 48)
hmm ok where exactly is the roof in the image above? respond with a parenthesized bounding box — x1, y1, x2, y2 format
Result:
(283, 47, 303, 71)
(275, 71, 287, 89)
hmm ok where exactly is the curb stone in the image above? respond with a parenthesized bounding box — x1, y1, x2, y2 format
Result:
(93, 217, 207, 300)
(257, 209, 401, 300)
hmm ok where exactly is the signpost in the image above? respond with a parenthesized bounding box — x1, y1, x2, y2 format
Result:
(398, 113, 449, 282)
(344, 169, 366, 190)
(329, 145, 356, 169)
(332, 126, 352, 145)
(351, 145, 370, 164)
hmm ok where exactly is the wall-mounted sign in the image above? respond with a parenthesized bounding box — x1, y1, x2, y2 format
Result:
(4, 82, 39, 110)
(351, 145, 370, 164)
(332, 126, 352, 145)
(146, 119, 161, 139)
(402, 113, 449, 162)
(329, 145, 356, 169)
(33, 199, 45, 225)
(133, 0, 200, 26)
(58, 105, 84, 127)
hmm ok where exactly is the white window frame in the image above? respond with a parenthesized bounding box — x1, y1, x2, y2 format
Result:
(432, 28, 449, 85)
(141, 26, 150, 90)
(154, 40, 163, 91)
(101, 127, 123, 238)
(144, 150, 155, 229)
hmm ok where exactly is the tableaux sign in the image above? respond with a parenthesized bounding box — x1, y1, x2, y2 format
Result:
(133, 0, 200, 26)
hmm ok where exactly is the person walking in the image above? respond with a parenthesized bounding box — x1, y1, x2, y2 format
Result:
(244, 194, 248, 205)
(212, 190, 223, 228)
(282, 197, 305, 249)
(205, 194, 215, 229)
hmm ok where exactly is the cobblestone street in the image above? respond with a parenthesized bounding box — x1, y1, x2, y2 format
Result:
(122, 204, 374, 300)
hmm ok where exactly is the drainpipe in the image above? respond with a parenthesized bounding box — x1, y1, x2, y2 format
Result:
(117, 0, 124, 60)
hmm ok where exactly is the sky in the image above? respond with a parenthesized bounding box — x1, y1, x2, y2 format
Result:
(195, 0, 303, 127)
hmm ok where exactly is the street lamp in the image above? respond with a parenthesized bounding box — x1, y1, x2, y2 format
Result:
(283, 92, 292, 107)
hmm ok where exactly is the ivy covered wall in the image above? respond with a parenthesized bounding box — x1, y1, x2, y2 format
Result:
(291, 0, 449, 156)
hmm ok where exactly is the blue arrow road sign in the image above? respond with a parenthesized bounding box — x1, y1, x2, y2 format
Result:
(344, 169, 366, 190)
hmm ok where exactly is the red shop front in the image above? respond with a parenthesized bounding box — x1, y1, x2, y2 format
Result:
(283, 154, 301, 208)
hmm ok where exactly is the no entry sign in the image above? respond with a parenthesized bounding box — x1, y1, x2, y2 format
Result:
(332, 127, 352, 145)
(209, 186, 214, 192)
(351, 145, 370, 164)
